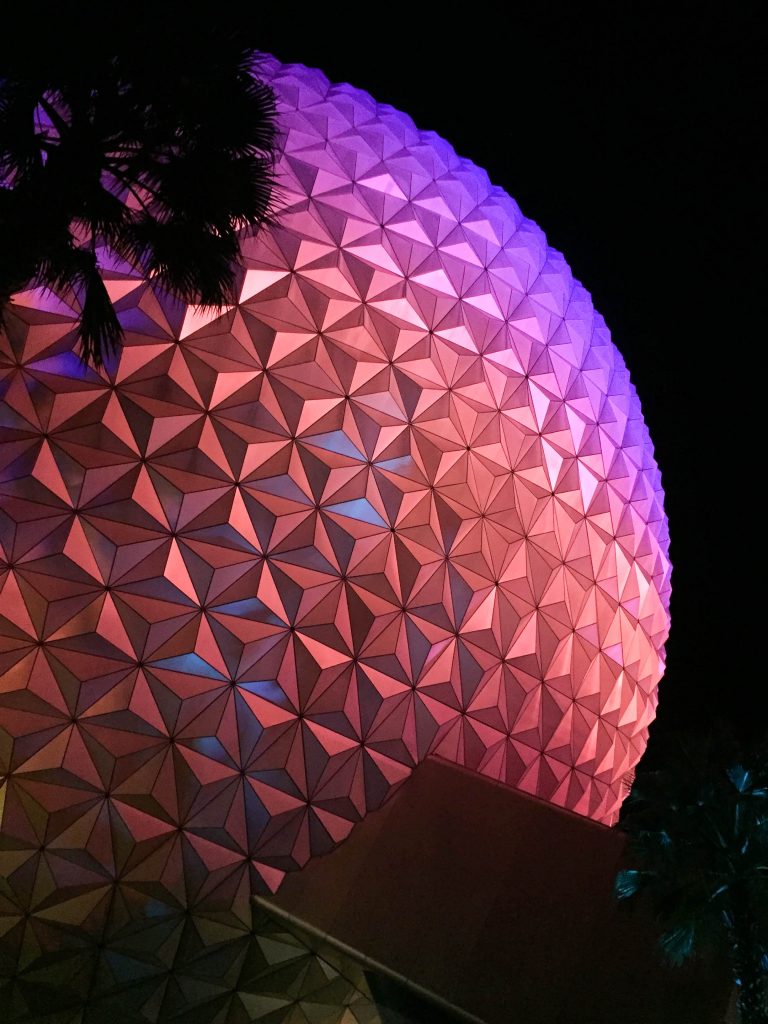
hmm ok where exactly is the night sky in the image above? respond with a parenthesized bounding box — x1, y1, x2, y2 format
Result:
(252, 5, 763, 757)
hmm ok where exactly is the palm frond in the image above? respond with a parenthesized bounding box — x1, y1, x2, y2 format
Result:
(38, 244, 121, 367)
(659, 921, 698, 967)
(0, 17, 279, 366)
(615, 868, 647, 901)
(125, 216, 240, 307)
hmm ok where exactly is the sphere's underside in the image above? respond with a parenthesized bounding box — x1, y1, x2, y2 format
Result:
(0, 59, 670, 889)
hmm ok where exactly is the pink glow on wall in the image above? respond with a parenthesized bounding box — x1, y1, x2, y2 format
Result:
(0, 58, 670, 891)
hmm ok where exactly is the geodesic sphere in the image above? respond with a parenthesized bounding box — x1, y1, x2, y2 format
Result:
(0, 58, 670, 890)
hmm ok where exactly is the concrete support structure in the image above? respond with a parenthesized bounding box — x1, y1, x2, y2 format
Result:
(272, 757, 731, 1024)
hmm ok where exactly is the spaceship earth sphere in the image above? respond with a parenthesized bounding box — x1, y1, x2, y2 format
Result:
(0, 58, 670, 889)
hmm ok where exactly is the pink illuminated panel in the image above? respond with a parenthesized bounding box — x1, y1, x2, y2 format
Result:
(0, 58, 670, 891)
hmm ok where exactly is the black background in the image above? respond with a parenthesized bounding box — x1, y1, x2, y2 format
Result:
(250, 3, 763, 759)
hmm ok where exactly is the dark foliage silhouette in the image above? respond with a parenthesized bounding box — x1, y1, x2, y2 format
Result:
(0, 10, 278, 365)
(617, 731, 768, 1022)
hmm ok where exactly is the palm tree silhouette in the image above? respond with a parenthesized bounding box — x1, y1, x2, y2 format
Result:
(0, 12, 278, 366)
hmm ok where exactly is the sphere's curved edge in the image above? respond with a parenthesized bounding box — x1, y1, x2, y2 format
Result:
(258, 51, 671, 598)
(0, 54, 672, 901)
(257, 54, 624, 331)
